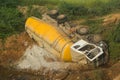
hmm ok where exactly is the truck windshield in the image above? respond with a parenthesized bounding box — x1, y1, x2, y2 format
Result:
(87, 48, 100, 59)
(78, 44, 95, 51)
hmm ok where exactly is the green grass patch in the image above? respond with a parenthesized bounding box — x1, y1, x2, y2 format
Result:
(26, 6, 42, 19)
(0, 1, 25, 39)
(100, 23, 120, 61)
(57, 0, 115, 20)
(109, 42, 120, 60)
(82, 19, 103, 34)
(20, 0, 59, 6)
(0, 7, 25, 39)
(60, 0, 109, 7)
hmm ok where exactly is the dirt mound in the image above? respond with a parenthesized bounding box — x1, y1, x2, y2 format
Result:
(0, 32, 34, 65)
(114, 75, 120, 80)
(103, 13, 120, 26)
(16, 45, 81, 71)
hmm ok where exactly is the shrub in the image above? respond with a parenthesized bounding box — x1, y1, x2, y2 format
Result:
(59, 2, 88, 20)
(0, 7, 25, 39)
(113, 23, 120, 42)
(109, 0, 120, 9)
(58, 0, 120, 19)
(109, 41, 120, 60)
(27, 6, 42, 19)
(0, 0, 20, 8)
(87, 1, 113, 16)
(20, 0, 47, 6)
(104, 23, 120, 61)
(82, 19, 103, 34)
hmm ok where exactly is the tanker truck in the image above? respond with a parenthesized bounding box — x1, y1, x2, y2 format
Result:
(25, 16, 108, 67)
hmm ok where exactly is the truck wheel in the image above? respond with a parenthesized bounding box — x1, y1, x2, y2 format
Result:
(77, 27, 88, 35)
(57, 14, 67, 24)
(47, 10, 59, 19)
(93, 34, 102, 43)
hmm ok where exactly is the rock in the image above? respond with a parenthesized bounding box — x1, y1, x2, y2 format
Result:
(47, 10, 59, 19)
(57, 14, 67, 24)
(57, 14, 66, 20)
(53, 71, 68, 80)
(77, 27, 89, 35)
(93, 34, 102, 43)
(49, 10, 58, 15)
(77, 76, 80, 79)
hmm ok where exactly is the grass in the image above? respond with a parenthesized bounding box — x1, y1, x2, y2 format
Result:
(105, 24, 120, 61)
(82, 19, 103, 34)
(83, 19, 120, 61)
(20, 0, 110, 7)
(109, 42, 120, 60)
(31, 0, 109, 5)
(0, 7, 25, 39)
(26, 5, 42, 19)
(59, 0, 109, 7)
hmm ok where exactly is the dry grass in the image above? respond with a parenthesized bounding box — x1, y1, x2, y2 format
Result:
(103, 13, 120, 26)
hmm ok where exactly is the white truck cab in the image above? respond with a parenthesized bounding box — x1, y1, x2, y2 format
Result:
(71, 39, 103, 62)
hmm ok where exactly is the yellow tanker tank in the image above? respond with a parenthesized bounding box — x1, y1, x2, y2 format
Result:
(25, 17, 73, 61)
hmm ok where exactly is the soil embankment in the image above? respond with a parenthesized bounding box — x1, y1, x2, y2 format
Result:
(0, 32, 120, 80)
